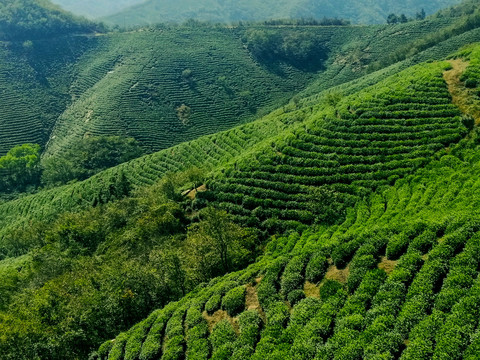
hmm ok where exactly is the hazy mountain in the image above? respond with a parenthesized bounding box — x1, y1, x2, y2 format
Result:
(104, 0, 463, 26)
(50, 0, 145, 19)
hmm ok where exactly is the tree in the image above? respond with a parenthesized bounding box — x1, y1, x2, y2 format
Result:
(416, 8, 426, 20)
(41, 136, 143, 187)
(176, 104, 192, 125)
(399, 14, 408, 23)
(183, 208, 256, 283)
(0, 143, 41, 192)
(387, 14, 398, 24)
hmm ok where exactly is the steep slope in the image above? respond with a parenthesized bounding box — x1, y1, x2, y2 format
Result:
(92, 48, 480, 360)
(43, 26, 321, 157)
(1, 34, 480, 360)
(41, 18, 466, 158)
(0, 0, 104, 156)
(104, 0, 462, 26)
(1, 27, 478, 251)
(200, 61, 464, 231)
(95, 141, 480, 360)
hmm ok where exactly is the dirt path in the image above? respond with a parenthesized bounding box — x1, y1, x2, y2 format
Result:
(444, 59, 480, 125)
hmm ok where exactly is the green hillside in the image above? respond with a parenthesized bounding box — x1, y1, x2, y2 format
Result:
(93, 133, 480, 360)
(91, 46, 480, 360)
(1, 16, 466, 158)
(43, 25, 321, 157)
(2, 37, 480, 358)
(104, 0, 462, 26)
(0, 0, 102, 39)
(201, 61, 465, 231)
(5, 2, 480, 359)
(2, 20, 478, 251)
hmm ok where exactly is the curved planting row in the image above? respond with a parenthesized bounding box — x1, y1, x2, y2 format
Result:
(45, 27, 317, 157)
(94, 137, 480, 360)
(0, 107, 297, 240)
(201, 62, 466, 231)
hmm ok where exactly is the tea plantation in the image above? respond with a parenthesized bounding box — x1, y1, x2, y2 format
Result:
(93, 121, 480, 360)
(4, 1, 480, 359)
(90, 42, 480, 360)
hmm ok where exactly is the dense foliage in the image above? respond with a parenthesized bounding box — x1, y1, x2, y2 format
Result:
(243, 29, 329, 70)
(0, 0, 103, 40)
(201, 61, 465, 232)
(5, 3, 480, 359)
(41, 136, 143, 186)
(93, 127, 480, 360)
(0, 136, 143, 196)
(0, 15, 470, 159)
(0, 174, 258, 359)
(0, 143, 41, 192)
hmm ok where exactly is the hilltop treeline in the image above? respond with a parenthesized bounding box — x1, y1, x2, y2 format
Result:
(0, 0, 104, 40)
(243, 28, 329, 70)
(261, 18, 351, 26)
(0, 136, 143, 197)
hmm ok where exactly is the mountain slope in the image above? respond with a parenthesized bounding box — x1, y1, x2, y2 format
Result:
(92, 46, 480, 360)
(2, 19, 480, 251)
(1, 16, 465, 158)
(104, 0, 462, 26)
(1, 43, 479, 358)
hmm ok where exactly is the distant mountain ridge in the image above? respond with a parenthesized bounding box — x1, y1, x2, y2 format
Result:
(49, 0, 145, 19)
(103, 0, 463, 26)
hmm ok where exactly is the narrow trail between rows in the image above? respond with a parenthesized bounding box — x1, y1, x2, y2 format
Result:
(444, 59, 480, 125)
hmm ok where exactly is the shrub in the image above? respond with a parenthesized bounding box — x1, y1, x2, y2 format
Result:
(161, 335, 184, 360)
(281, 255, 308, 296)
(462, 115, 475, 131)
(386, 233, 409, 260)
(231, 345, 255, 360)
(465, 78, 477, 88)
(347, 254, 378, 293)
(289, 297, 323, 329)
(205, 294, 222, 315)
(209, 320, 237, 351)
(124, 322, 151, 360)
(186, 338, 210, 360)
(185, 308, 204, 330)
(287, 289, 306, 306)
(332, 238, 362, 269)
(222, 286, 246, 316)
(140, 311, 171, 360)
(320, 280, 344, 301)
(409, 229, 437, 254)
(237, 310, 262, 348)
(264, 301, 290, 338)
(108, 332, 129, 360)
(97, 340, 114, 360)
(305, 253, 328, 283)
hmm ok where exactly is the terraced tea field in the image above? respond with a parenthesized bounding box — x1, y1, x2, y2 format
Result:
(202, 61, 466, 230)
(93, 127, 480, 360)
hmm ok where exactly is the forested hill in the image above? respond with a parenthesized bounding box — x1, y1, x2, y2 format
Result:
(104, 0, 462, 27)
(0, 0, 103, 40)
(49, 0, 144, 19)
